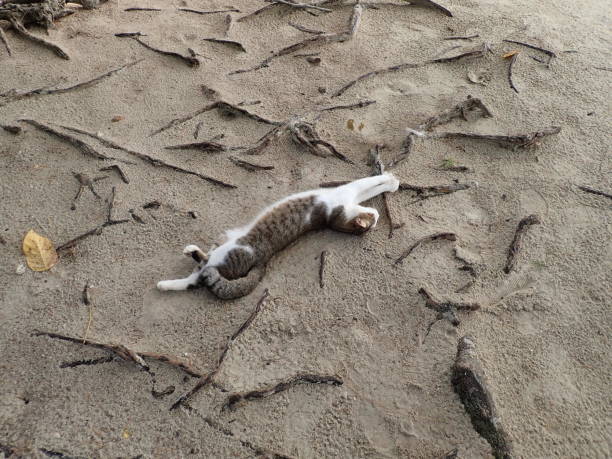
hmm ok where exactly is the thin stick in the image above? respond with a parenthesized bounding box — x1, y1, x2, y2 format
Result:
(222, 373, 343, 411)
(288, 119, 353, 163)
(319, 250, 328, 288)
(1, 124, 21, 134)
(58, 124, 237, 188)
(452, 336, 514, 458)
(395, 232, 457, 265)
(82, 301, 94, 343)
(166, 140, 229, 152)
(0, 60, 143, 107)
(507, 52, 519, 93)
(577, 185, 612, 200)
(0, 24, 11, 55)
(124, 7, 161, 12)
(171, 289, 270, 410)
(202, 38, 246, 52)
(369, 145, 401, 238)
(432, 126, 561, 150)
(319, 99, 376, 111)
(116, 33, 199, 67)
(418, 96, 493, 131)
(20, 119, 133, 164)
(398, 183, 470, 201)
(288, 21, 324, 35)
(444, 34, 479, 40)
(9, 16, 69, 59)
(229, 156, 275, 171)
(178, 7, 240, 15)
(504, 214, 540, 274)
(503, 38, 556, 59)
(34, 330, 204, 377)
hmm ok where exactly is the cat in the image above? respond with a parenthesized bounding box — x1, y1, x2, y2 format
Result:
(157, 173, 400, 299)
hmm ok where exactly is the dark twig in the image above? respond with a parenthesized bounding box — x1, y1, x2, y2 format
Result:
(503, 38, 556, 64)
(58, 124, 237, 188)
(193, 121, 203, 139)
(288, 118, 353, 163)
(82, 282, 91, 305)
(222, 373, 343, 411)
(1, 123, 21, 134)
(395, 232, 457, 265)
(178, 7, 240, 15)
(166, 140, 229, 152)
(202, 37, 246, 52)
(398, 183, 470, 201)
(444, 34, 479, 40)
(116, 32, 200, 67)
(430, 126, 562, 150)
(9, 16, 69, 59)
(419, 287, 480, 334)
(507, 52, 519, 93)
(452, 336, 514, 458)
(124, 7, 161, 12)
(319, 99, 376, 111)
(60, 355, 114, 368)
(100, 164, 129, 184)
(288, 21, 324, 35)
(0, 60, 143, 107)
(20, 119, 134, 164)
(369, 145, 402, 237)
(576, 185, 612, 201)
(171, 289, 270, 410)
(34, 330, 204, 377)
(504, 214, 540, 274)
(70, 172, 108, 210)
(319, 250, 328, 288)
(229, 156, 275, 171)
(418, 96, 493, 132)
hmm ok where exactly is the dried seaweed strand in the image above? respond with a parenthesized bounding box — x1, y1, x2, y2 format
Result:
(452, 336, 514, 458)
(504, 214, 540, 274)
(395, 232, 457, 265)
(9, 16, 69, 59)
(171, 289, 270, 410)
(20, 119, 133, 164)
(58, 124, 236, 188)
(34, 330, 204, 377)
(0, 60, 142, 107)
(444, 34, 479, 40)
(222, 373, 343, 411)
(116, 32, 199, 67)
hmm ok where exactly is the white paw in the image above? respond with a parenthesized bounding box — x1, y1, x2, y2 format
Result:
(157, 280, 171, 291)
(183, 244, 201, 256)
(385, 173, 400, 193)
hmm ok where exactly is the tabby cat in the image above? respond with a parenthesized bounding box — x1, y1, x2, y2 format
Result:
(157, 173, 399, 299)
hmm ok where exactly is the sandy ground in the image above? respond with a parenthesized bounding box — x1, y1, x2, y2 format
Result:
(1, 0, 611, 458)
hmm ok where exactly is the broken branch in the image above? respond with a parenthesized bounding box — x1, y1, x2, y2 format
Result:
(504, 214, 540, 274)
(395, 232, 457, 265)
(116, 32, 200, 67)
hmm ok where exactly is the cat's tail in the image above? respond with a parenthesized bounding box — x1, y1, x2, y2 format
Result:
(201, 265, 266, 300)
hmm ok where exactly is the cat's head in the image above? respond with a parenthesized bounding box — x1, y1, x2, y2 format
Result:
(343, 212, 376, 234)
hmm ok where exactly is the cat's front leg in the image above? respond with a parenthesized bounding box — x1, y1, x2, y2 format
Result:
(183, 244, 208, 263)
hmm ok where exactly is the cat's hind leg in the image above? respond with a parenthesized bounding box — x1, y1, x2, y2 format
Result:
(157, 271, 201, 291)
(202, 265, 265, 300)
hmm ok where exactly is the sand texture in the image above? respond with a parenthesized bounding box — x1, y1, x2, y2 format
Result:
(0, 0, 610, 458)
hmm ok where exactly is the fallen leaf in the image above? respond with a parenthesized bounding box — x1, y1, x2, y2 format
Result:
(111, 115, 124, 122)
(502, 50, 520, 59)
(122, 428, 131, 439)
(22, 230, 58, 272)
(347, 119, 355, 130)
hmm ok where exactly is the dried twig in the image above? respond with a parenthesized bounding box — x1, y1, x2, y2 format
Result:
(319, 99, 376, 111)
(100, 164, 129, 184)
(222, 373, 343, 411)
(576, 185, 612, 201)
(0, 60, 143, 107)
(398, 183, 470, 201)
(229, 156, 274, 171)
(1, 123, 21, 134)
(166, 140, 229, 153)
(503, 38, 556, 64)
(395, 232, 457, 265)
(431, 126, 562, 150)
(171, 289, 270, 410)
(288, 21, 324, 34)
(452, 336, 514, 458)
(202, 38, 246, 52)
(419, 97, 493, 131)
(124, 7, 161, 12)
(20, 119, 134, 164)
(369, 145, 402, 237)
(58, 124, 237, 188)
(178, 7, 240, 15)
(319, 250, 328, 288)
(34, 330, 204, 377)
(70, 172, 108, 210)
(82, 282, 91, 305)
(288, 118, 353, 163)
(507, 52, 519, 93)
(116, 32, 200, 67)
(504, 214, 540, 274)
(8, 16, 69, 59)
(0, 25, 12, 55)
(444, 34, 479, 40)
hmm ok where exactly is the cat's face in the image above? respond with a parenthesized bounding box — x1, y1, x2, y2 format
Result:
(340, 212, 376, 234)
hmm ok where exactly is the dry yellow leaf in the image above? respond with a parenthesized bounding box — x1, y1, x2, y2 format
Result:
(346, 119, 355, 131)
(502, 50, 520, 59)
(122, 428, 131, 439)
(22, 230, 58, 272)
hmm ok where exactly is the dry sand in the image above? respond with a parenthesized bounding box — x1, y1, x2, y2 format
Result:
(1, 0, 610, 458)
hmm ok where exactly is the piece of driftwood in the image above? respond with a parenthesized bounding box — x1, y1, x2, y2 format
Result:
(0, 60, 142, 107)
(166, 140, 229, 152)
(171, 289, 270, 410)
(445, 34, 479, 40)
(577, 185, 612, 201)
(116, 32, 200, 67)
(229, 156, 275, 171)
(504, 214, 540, 274)
(34, 330, 204, 377)
(399, 183, 470, 201)
(202, 37, 246, 52)
(20, 119, 134, 164)
(331, 43, 487, 98)
(431, 126, 561, 150)
(8, 16, 69, 59)
(124, 7, 161, 12)
(507, 52, 519, 93)
(452, 336, 514, 459)
(419, 287, 480, 333)
(0, 0, 75, 27)
(288, 118, 353, 163)
(319, 99, 376, 111)
(222, 373, 343, 411)
(58, 124, 236, 188)
(395, 232, 457, 265)
(178, 7, 239, 15)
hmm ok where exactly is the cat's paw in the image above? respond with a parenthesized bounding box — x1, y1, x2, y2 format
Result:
(384, 173, 400, 193)
(183, 244, 207, 263)
(157, 280, 173, 291)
